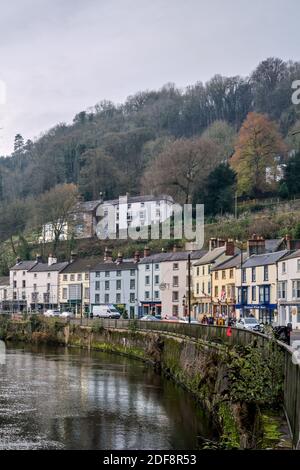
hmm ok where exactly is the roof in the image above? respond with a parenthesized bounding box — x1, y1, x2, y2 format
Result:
(139, 250, 207, 264)
(211, 253, 247, 271)
(75, 200, 102, 212)
(60, 257, 101, 273)
(279, 250, 300, 262)
(92, 260, 138, 272)
(30, 262, 69, 273)
(0, 277, 9, 286)
(265, 239, 284, 253)
(242, 250, 289, 268)
(103, 194, 174, 206)
(193, 246, 228, 266)
(10, 261, 38, 271)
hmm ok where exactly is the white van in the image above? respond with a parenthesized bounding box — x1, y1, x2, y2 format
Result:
(92, 304, 121, 319)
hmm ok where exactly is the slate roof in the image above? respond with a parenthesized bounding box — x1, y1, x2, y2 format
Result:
(265, 238, 284, 253)
(30, 262, 69, 273)
(279, 250, 300, 262)
(0, 277, 9, 286)
(91, 261, 138, 272)
(10, 261, 38, 271)
(193, 246, 228, 266)
(103, 194, 174, 206)
(60, 257, 101, 273)
(211, 253, 247, 271)
(242, 250, 289, 268)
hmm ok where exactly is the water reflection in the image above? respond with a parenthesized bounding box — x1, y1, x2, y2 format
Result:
(0, 344, 217, 450)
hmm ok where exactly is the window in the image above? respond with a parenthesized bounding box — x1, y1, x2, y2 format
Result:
(105, 294, 109, 303)
(116, 293, 121, 303)
(222, 271, 226, 280)
(278, 281, 287, 299)
(33, 284, 37, 291)
(85, 273, 89, 280)
(34, 273, 37, 278)
(145, 291, 150, 300)
(130, 279, 135, 290)
(196, 283, 199, 295)
(202, 282, 205, 294)
(282, 262, 286, 274)
(13, 292, 17, 300)
(116, 280, 121, 290)
(95, 281, 100, 291)
(208, 281, 211, 295)
(297, 260, 300, 272)
(242, 269, 247, 283)
(116, 270, 121, 277)
(252, 267, 256, 283)
(13, 280, 17, 288)
(297, 306, 300, 324)
(77, 274, 82, 281)
(202, 266, 205, 275)
(214, 286, 218, 297)
(130, 293, 135, 303)
(70, 274, 75, 281)
(23, 271, 25, 276)
(155, 275, 159, 285)
(229, 269, 234, 279)
(172, 291, 179, 302)
(22, 291, 26, 300)
(292, 280, 300, 299)
(140, 211, 145, 219)
(215, 271, 218, 280)
(105, 271, 110, 277)
(197, 267, 199, 276)
(154, 291, 159, 300)
(62, 288, 68, 299)
(172, 305, 179, 316)
(252, 286, 256, 302)
(47, 283, 50, 292)
(173, 263, 179, 270)
(264, 266, 269, 281)
(155, 264, 159, 270)
(95, 271, 100, 278)
(259, 286, 270, 303)
(84, 288, 89, 299)
(95, 294, 100, 303)
(238, 287, 248, 305)
(47, 272, 51, 278)
(145, 276, 150, 286)
(173, 276, 179, 287)
(145, 264, 150, 271)
(63, 274, 68, 281)
(105, 281, 110, 290)
(22, 280, 26, 288)
(130, 269, 135, 276)
(13, 271, 16, 276)
(208, 265, 211, 274)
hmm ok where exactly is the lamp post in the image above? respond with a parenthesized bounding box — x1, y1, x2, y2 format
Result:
(182, 295, 186, 317)
(235, 240, 244, 319)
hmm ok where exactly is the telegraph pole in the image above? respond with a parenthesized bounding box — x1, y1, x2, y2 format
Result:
(188, 253, 191, 324)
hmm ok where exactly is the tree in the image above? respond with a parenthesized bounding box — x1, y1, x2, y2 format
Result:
(13, 134, 24, 153)
(36, 184, 79, 254)
(202, 120, 236, 162)
(231, 113, 286, 196)
(79, 148, 123, 200)
(194, 163, 237, 216)
(279, 152, 300, 197)
(142, 137, 219, 204)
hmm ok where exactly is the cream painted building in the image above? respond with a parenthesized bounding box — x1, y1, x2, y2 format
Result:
(193, 240, 236, 317)
(159, 250, 205, 318)
(235, 250, 288, 323)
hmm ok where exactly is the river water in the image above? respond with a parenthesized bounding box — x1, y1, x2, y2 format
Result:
(0, 343, 217, 450)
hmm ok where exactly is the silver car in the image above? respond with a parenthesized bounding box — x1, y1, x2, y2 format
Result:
(236, 317, 261, 331)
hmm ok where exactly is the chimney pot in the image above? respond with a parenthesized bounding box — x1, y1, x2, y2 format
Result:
(134, 251, 140, 263)
(144, 246, 150, 258)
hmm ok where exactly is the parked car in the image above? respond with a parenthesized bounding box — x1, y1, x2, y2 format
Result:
(236, 317, 261, 331)
(140, 315, 159, 321)
(44, 309, 61, 317)
(92, 304, 121, 319)
(60, 311, 75, 319)
(162, 316, 180, 323)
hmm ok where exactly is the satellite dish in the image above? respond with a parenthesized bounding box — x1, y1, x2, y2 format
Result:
(159, 283, 167, 291)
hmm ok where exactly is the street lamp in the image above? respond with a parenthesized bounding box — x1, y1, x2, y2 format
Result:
(235, 240, 244, 319)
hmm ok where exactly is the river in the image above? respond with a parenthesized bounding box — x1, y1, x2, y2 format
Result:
(0, 343, 217, 450)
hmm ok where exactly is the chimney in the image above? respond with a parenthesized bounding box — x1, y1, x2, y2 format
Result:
(16, 257, 21, 264)
(70, 252, 77, 263)
(144, 246, 150, 258)
(36, 254, 42, 263)
(116, 252, 123, 264)
(247, 235, 265, 256)
(134, 251, 140, 263)
(217, 238, 226, 248)
(209, 238, 217, 251)
(285, 234, 292, 251)
(48, 254, 57, 266)
(99, 191, 104, 203)
(104, 247, 113, 263)
(225, 240, 235, 257)
(173, 244, 178, 253)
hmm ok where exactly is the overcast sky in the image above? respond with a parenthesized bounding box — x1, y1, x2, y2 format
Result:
(0, 0, 299, 155)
